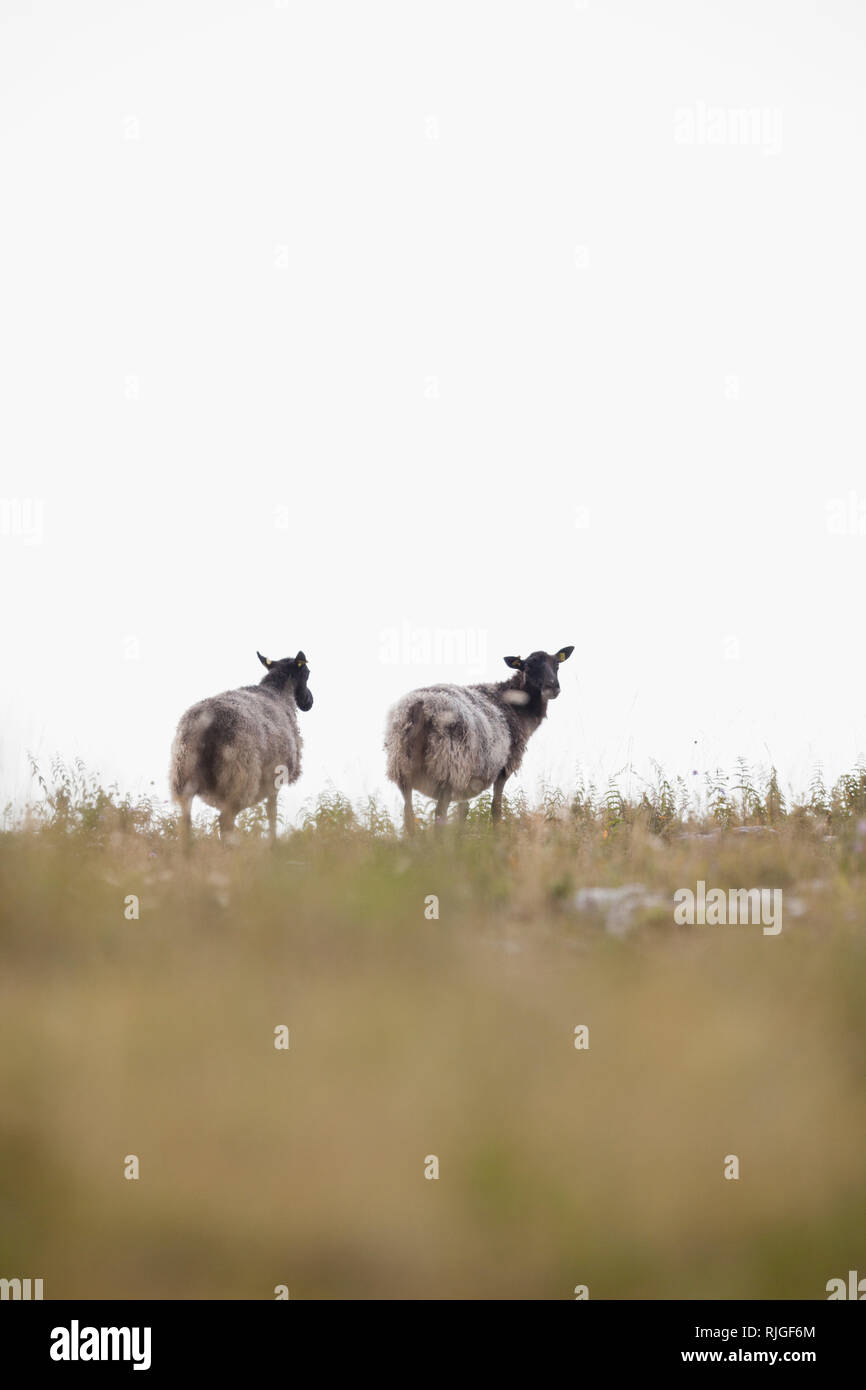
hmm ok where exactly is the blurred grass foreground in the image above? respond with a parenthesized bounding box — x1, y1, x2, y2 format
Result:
(1, 756, 865, 1299)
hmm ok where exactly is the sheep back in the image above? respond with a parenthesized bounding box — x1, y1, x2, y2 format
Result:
(170, 687, 302, 812)
(385, 683, 513, 801)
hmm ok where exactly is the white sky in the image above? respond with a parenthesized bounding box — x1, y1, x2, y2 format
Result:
(2, 0, 865, 824)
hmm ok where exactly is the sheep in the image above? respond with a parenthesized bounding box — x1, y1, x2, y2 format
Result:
(170, 650, 313, 843)
(384, 646, 574, 831)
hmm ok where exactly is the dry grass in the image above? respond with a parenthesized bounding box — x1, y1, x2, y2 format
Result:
(1, 760, 865, 1299)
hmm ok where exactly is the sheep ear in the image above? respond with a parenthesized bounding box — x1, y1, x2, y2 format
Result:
(555, 646, 575, 663)
(295, 651, 307, 666)
(257, 651, 273, 669)
(503, 655, 523, 670)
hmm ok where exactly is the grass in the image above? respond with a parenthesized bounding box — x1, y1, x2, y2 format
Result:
(1, 757, 865, 1299)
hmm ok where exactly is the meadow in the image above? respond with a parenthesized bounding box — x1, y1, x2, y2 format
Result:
(1, 758, 865, 1299)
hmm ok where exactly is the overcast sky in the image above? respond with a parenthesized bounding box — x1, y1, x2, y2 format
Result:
(2, 0, 865, 824)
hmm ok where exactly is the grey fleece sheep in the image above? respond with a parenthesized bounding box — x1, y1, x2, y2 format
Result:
(170, 650, 313, 842)
(384, 646, 574, 831)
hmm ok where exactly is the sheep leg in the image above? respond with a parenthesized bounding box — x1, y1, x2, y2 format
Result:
(266, 793, 278, 845)
(435, 787, 451, 827)
(491, 771, 507, 825)
(219, 808, 236, 841)
(179, 798, 193, 851)
(456, 801, 468, 825)
(400, 784, 416, 836)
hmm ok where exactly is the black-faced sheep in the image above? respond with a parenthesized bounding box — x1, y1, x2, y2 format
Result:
(170, 651, 313, 842)
(384, 646, 574, 831)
